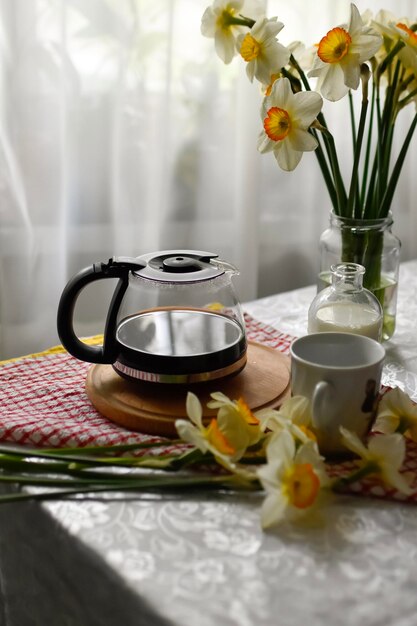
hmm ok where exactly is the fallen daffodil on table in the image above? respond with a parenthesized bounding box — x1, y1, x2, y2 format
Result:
(258, 395, 317, 444)
(257, 429, 329, 529)
(373, 386, 417, 441)
(336, 426, 413, 495)
(0, 388, 415, 529)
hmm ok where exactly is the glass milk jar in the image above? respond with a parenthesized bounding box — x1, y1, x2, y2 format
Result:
(308, 263, 383, 341)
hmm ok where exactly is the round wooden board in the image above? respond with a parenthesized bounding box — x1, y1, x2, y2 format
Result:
(86, 341, 291, 437)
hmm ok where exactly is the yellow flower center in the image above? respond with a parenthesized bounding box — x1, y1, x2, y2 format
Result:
(318, 27, 352, 64)
(237, 398, 259, 425)
(284, 463, 320, 509)
(264, 107, 291, 142)
(206, 419, 236, 456)
(240, 33, 261, 61)
(397, 23, 417, 48)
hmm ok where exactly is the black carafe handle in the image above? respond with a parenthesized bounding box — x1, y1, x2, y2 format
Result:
(57, 257, 146, 364)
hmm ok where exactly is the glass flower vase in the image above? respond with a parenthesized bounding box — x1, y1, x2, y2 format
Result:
(318, 213, 401, 341)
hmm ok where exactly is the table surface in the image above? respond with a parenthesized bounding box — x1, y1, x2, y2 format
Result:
(1, 261, 417, 626)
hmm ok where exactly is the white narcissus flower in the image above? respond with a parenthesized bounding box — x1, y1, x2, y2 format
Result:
(257, 429, 329, 529)
(257, 77, 322, 171)
(308, 3, 383, 101)
(340, 427, 413, 495)
(236, 17, 290, 84)
(373, 387, 417, 442)
(201, 0, 247, 64)
(372, 11, 417, 75)
(207, 392, 263, 455)
(258, 395, 317, 445)
(176, 392, 262, 466)
(392, 21, 417, 74)
(262, 42, 316, 96)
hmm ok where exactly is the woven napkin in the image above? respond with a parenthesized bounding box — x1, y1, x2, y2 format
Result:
(0, 314, 416, 502)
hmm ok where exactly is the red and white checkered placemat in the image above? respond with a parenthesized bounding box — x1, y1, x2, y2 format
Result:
(0, 314, 416, 502)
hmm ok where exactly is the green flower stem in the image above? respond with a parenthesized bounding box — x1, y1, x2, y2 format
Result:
(289, 53, 347, 213)
(349, 98, 369, 219)
(331, 461, 379, 492)
(289, 54, 316, 97)
(377, 62, 401, 204)
(169, 447, 208, 469)
(0, 473, 153, 488)
(341, 227, 384, 292)
(0, 443, 202, 474)
(0, 457, 71, 473)
(281, 67, 302, 93)
(0, 445, 178, 468)
(224, 15, 255, 28)
(380, 112, 417, 217)
(0, 474, 246, 505)
(399, 87, 417, 109)
(318, 127, 347, 215)
(360, 83, 376, 212)
(377, 40, 405, 81)
(42, 440, 181, 455)
(348, 91, 357, 152)
(310, 128, 339, 211)
(286, 55, 340, 211)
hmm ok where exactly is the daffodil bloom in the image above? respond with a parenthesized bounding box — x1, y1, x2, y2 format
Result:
(207, 391, 263, 448)
(257, 77, 322, 171)
(176, 391, 263, 467)
(393, 21, 417, 74)
(236, 17, 290, 84)
(308, 3, 382, 101)
(259, 395, 317, 445)
(262, 41, 313, 96)
(373, 387, 417, 442)
(340, 427, 413, 494)
(257, 430, 328, 528)
(372, 11, 417, 75)
(201, 0, 249, 64)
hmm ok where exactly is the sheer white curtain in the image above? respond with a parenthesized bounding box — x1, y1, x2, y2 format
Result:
(0, 0, 416, 359)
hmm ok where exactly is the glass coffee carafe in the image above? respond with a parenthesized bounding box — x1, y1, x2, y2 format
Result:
(57, 250, 247, 384)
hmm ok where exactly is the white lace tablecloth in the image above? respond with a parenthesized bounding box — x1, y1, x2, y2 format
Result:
(2, 261, 417, 626)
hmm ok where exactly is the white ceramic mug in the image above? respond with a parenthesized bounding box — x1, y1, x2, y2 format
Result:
(290, 332, 385, 455)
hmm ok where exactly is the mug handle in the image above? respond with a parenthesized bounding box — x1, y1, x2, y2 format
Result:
(311, 380, 337, 431)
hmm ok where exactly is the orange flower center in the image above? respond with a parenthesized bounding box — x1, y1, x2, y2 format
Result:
(240, 33, 261, 61)
(206, 419, 236, 456)
(397, 23, 417, 48)
(264, 107, 291, 142)
(318, 27, 352, 64)
(237, 398, 259, 425)
(284, 463, 320, 509)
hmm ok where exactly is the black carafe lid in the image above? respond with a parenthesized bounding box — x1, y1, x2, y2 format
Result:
(132, 250, 226, 283)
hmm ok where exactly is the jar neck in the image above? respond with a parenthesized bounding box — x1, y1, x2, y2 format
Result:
(331, 263, 364, 292)
(329, 212, 393, 233)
